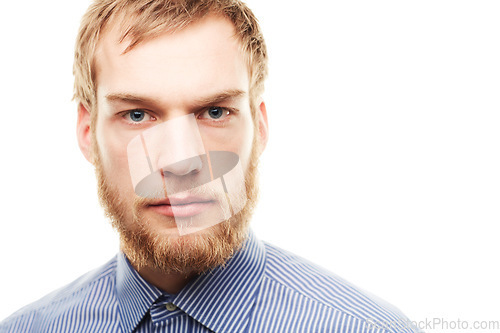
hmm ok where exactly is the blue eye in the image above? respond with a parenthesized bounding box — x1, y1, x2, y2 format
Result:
(198, 107, 231, 123)
(208, 107, 224, 119)
(122, 110, 155, 125)
(129, 110, 145, 122)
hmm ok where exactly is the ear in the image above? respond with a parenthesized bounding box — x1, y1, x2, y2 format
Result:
(76, 103, 94, 164)
(256, 100, 269, 155)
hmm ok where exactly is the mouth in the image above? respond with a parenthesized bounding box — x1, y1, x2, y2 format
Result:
(148, 196, 217, 217)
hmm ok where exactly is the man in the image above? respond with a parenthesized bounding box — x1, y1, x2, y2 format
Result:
(0, 0, 420, 332)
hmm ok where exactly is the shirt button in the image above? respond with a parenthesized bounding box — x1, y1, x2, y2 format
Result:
(165, 303, 177, 311)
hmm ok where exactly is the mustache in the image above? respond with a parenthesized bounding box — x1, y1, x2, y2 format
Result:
(134, 181, 227, 207)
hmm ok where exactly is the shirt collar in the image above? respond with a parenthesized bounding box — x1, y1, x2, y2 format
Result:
(116, 252, 163, 333)
(116, 230, 266, 333)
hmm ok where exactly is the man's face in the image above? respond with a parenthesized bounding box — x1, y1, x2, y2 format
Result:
(80, 15, 266, 274)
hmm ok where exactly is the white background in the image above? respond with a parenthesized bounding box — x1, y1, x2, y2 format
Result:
(1, 1, 499, 332)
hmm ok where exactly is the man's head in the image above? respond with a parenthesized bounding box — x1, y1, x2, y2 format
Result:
(74, 0, 268, 275)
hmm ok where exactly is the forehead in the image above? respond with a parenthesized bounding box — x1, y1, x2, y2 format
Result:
(94, 15, 249, 105)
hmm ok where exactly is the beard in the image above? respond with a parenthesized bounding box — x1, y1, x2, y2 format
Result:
(93, 136, 260, 276)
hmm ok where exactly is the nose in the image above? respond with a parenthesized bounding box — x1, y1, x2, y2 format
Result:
(162, 154, 203, 177)
(127, 114, 208, 198)
(146, 114, 206, 177)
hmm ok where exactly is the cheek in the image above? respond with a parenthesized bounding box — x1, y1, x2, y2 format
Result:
(95, 120, 135, 191)
(200, 116, 254, 165)
(237, 114, 256, 167)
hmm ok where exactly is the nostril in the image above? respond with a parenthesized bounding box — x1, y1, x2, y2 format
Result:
(162, 166, 200, 178)
(161, 154, 203, 177)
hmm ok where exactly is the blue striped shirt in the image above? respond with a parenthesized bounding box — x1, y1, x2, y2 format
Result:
(0, 231, 421, 332)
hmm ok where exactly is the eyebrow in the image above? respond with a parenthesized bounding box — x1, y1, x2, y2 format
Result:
(194, 89, 246, 106)
(105, 92, 149, 104)
(105, 89, 247, 107)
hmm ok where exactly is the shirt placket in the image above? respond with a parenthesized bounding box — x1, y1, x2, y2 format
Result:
(149, 294, 183, 331)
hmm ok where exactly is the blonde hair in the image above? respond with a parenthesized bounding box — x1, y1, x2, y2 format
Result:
(73, 0, 268, 112)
